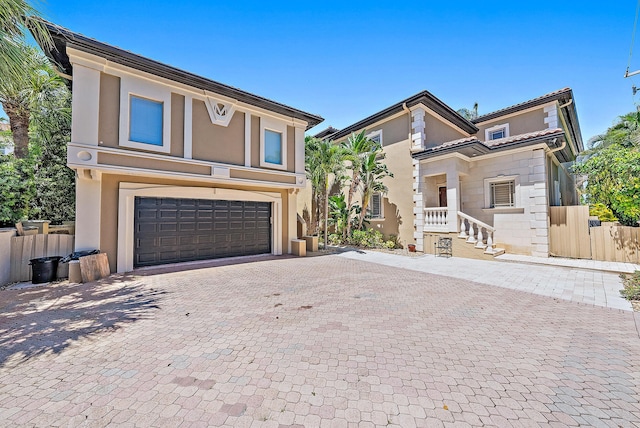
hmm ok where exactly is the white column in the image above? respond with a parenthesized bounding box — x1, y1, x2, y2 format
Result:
(70, 64, 100, 145)
(184, 95, 193, 159)
(446, 171, 459, 232)
(287, 191, 298, 254)
(74, 175, 101, 252)
(244, 112, 251, 166)
(412, 159, 424, 251)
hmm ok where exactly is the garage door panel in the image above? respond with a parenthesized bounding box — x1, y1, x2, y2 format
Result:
(134, 197, 271, 267)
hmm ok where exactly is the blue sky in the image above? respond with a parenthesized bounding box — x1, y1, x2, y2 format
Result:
(12, 1, 640, 140)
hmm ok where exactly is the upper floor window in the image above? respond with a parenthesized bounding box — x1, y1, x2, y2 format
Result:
(264, 130, 283, 165)
(129, 96, 163, 146)
(485, 123, 510, 141)
(367, 130, 382, 145)
(260, 117, 288, 170)
(119, 75, 172, 153)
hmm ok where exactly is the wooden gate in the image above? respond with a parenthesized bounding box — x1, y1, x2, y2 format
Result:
(549, 206, 591, 259)
(10, 234, 75, 282)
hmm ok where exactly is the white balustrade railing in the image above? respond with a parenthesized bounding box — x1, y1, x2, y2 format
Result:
(424, 207, 449, 231)
(457, 211, 497, 254)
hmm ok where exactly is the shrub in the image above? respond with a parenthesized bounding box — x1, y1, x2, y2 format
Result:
(383, 240, 396, 249)
(620, 271, 640, 301)
(590, 203, 617, 223)
(349, 229, 385, 248)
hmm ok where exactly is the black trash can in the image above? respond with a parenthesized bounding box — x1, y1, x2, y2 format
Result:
(29, 256, 62, 284)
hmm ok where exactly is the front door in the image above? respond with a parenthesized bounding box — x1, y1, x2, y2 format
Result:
(438, 187, 447, 207)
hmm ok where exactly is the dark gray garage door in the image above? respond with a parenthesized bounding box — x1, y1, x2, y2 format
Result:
(134, 197, 271, 268)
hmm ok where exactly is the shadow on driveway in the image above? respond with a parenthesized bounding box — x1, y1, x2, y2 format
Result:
(0, 276, 165, 368)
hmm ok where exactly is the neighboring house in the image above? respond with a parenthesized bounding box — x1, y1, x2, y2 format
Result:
(312, 88, 583, 258)
(35, 22, 323, 273)
(0, 122, 13, 155)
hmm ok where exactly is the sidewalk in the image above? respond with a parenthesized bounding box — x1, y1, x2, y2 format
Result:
(497, 253, 640, 274)
(337, 250, 633, 311)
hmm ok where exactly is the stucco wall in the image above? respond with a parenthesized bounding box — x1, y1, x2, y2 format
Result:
(475, 108, 546, 141)
(374, 139, 415, 245)
(192, 99, 245, 165)
(424, 113, 468, 147)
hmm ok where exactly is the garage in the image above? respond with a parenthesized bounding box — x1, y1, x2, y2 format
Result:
(133, 197, 272, 267)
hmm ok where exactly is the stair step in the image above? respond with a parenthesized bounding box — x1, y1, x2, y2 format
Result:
(485, 247, 505, 256)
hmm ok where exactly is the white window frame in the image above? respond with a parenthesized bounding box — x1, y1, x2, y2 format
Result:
(484, 123, 510, 141)
(366, 129, 383, 145)
(369, 192, 384, 220)
(119, 76, 172, 153)
(260, 117, 288, 170)
(483, 175, 519, 209)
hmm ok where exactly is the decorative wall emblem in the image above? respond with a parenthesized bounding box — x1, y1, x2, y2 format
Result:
(206, 96, 236, 127)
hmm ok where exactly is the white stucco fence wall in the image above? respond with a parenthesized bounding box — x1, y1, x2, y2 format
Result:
(0, 228, 16, 286)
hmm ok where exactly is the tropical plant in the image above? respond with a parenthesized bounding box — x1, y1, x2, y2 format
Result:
(305, 137, 348, 246)
(341, 130, 377, 238)
(357, 150, 393, 229)
(0, 43, 67, 158)
(457, 102, 479, 121)
(574, 112, 640, 226)
(328, 193, 358, 238)
(0, 0, 52, 77)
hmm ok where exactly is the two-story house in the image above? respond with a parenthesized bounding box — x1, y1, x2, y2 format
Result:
(36, 22, 323, 273)
(314, 88, 583, 258)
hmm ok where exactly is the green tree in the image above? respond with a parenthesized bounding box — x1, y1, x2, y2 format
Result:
(0, 0, 52, 77)
(0, 43, 66, 158)
(305, 137, 348, 247)
(574, 112, 640, 226)
(341, 130, 376, 239)
(457, 102, 479, 121)
(357, 149, 393, 229)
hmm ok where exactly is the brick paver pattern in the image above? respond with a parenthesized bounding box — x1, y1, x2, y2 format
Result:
(0, 255, 639, 427)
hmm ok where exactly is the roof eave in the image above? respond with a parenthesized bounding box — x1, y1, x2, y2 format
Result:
(31, 20, 324, 130)
(327, 90, 478, 141)
(411, 131, 566, 161)
(472, 88, 573, 124)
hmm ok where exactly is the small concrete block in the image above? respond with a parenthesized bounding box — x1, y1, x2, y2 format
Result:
(291, 239, 306, 257)
(68, 260, 82, 284)
(303, 236, 318, 252)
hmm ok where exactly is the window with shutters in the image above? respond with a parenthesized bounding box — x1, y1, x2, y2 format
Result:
(490, 181, 515, 207)
(369, 193, 383, 219)
(484, 175, 519, 209)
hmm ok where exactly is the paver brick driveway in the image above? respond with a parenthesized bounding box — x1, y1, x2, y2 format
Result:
(1, 254, 639, 427)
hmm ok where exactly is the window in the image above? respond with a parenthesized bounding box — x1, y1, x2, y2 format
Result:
(260, 117, 288, 170)
(129, 96, 163, 146)
(485, 123, 510, 141)
(264, 130, 283, 165)
(490, 180, 515, 208)
(369, 193, 383, 219)
(367, 130, 382, 145)
(119, 75, 172, 153)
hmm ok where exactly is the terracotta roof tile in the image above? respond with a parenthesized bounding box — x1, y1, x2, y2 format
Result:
(483, 128, 565, 147)
(473, 88, 571, 123)
(431, 136, 478, 151)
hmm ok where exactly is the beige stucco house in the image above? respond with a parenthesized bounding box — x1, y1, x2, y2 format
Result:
(311, 88, 583, 258)
(37, 22, 323, 272)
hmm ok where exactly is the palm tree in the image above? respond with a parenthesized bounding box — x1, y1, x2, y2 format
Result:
(341, 130, 377, 238)
(0, 0, 52, 77)
(457, 102, 479, 121)
(357, 149, 393, 229)
(305, 137, 348, 247)
(0, 43, 68, 158)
